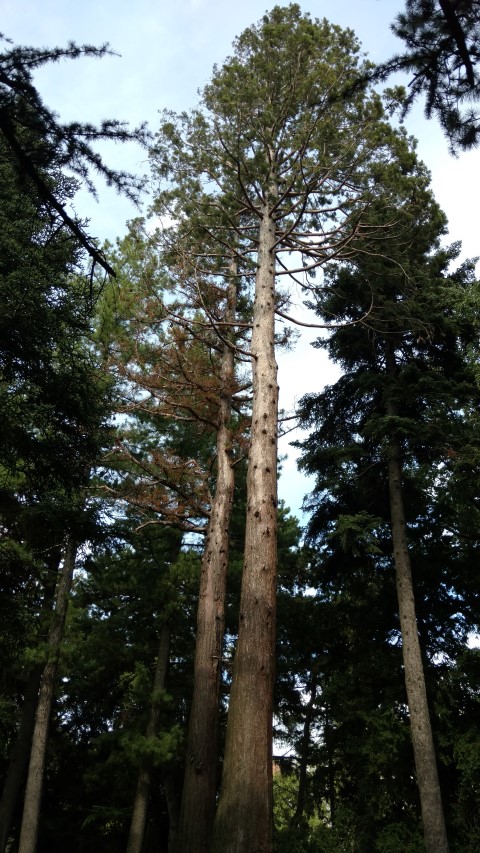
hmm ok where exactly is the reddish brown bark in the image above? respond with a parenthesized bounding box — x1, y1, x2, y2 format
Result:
(211, 207, 278, 853)
(175, 274, 237, 853)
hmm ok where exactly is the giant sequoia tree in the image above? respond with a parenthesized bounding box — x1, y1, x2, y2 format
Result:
(151, 6, 423, 851)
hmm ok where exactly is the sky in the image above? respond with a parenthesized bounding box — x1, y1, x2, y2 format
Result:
(3, 0, 480, 518)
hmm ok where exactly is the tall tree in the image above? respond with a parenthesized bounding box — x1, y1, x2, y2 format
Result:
(97, 221, 248, 852)
(297, 145, 479, 851)
(151, 6, 418, 849)
(0, 115, 112, 850)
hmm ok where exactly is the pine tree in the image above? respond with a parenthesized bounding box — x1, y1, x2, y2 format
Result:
(96, 219, 248, 852)
(297, 142, 479, 851)
(151, 8, 421, 849)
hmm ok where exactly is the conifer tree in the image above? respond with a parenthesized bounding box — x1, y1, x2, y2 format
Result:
(96, 219, 249, 852)
(151, 6, 419, 849)
(0, 36, 148, 273)
(0, 126, 112, 851)
(298, 142, 480, 852)
(385, 0, 480, 150)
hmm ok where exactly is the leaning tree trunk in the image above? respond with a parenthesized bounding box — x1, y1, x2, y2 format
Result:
(385, 347, 449, 853)
(17, 539, 77, 853)
(174, 270, 237, 853)
(211, 205, 278, 853)
(0, 665, 42, 853)
(292, 670, 318, 827)
(126, 620, 172, 853)
(0, 549, 61, 853)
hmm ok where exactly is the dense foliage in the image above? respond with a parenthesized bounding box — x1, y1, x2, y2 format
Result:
(379, 0, 480, 150)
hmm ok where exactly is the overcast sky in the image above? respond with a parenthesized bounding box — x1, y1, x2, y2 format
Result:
(3, 0, 479, 517)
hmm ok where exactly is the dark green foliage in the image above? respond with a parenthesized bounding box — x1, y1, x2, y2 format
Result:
(0, 89, 116, 850)
(0, 36, 149, 272)
(383, 1, 480, 150)
(292, 150, 480, 846)
(33, 520, 196, 853)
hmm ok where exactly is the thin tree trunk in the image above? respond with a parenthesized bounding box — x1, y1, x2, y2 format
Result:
(0, 665, 42, 853)
(174, 270, 237, 853)
(212, 206, 278, 853)
(163, 773, 180, 853)
(325, 710, 335, 826)
(126, 621, 172, 853)
(0, 552, 60, 853)
(17, 539, 76, 853)
(385, 347, 449, 853)
(292, 671, 318, 827)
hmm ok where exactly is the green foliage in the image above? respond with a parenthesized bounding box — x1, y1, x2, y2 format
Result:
(328, 512, 384, 556)
(0, 35, 149, 271)
(119, 724, 184, 767)
(294, 133, 480, 850)
(384, 1, 480, 150)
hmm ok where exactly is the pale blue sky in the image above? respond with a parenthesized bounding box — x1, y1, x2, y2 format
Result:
(5, 0, 476, 244)
(3, 1, 479, 517)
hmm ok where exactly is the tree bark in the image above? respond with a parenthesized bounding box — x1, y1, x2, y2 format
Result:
(163, 773, 180, 853)
(292, 671, 318, 827)
(385, 347, 449, 853)
(0, 551, 60, 853)
(126, 620, 172, 853)
(17, 539, 76, 853)
(0, 665, 42, 853)
(174, 271, 237, 853)
(211, 206, 278, 853)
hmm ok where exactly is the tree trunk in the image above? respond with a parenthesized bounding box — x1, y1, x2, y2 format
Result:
(163, 773, 180, 853)
(126, 620, 172, 853)
(0, 550, 60, 853)
(385, 348, 449, 853)
(325, 710, 336, 827)
(0, 665, 42, 853)
(292, 671, 318, 827)
(211, 206, 278, 853)
(174, 271, 237, 853)
(17, 539, 77, 853)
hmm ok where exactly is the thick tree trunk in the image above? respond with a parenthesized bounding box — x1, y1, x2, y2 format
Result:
(385, 349, 449, 853)
(17, 539, 76, 853)
(126, 620, 172, 853)
(174, 273, 237, 853)
(211, 207, 278, 853)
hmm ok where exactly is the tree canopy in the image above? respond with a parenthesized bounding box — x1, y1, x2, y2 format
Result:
(384, 0, 480, 150)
